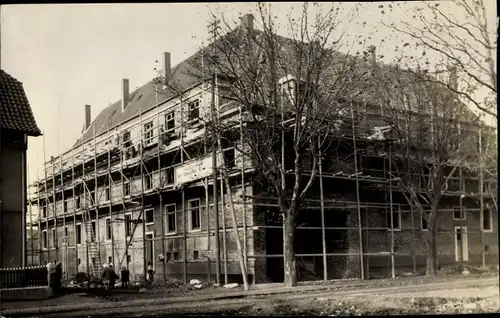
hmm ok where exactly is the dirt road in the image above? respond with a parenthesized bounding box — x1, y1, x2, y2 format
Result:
(9, 276, 496, 317)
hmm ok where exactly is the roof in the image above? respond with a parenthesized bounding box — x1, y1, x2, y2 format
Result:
(73, 46, 205, 147)
(0, 69, 42, 136)
(72, 21, 475, 150)
(73, 26, 355, 148)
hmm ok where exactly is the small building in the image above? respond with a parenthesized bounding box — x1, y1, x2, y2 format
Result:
(1, 69, 42, 268)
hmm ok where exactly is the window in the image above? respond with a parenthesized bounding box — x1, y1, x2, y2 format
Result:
(52, 228, 56, 248)
(108, 256, 112, 264)
(145, 208, 155, 225)
(64, 226, 69, 238)
(42, 230, 48, 249)
(145, 174, 153, 190)
(165, 204, 177, 234)
(42, 206, 47, 218)
(143, 121, 154, 146)
(63, 200, 68, 212)
(75, 197, 81, 209)
(173, 252, 179, 260)
(421, 213, 428, 231)
(106, 218, 112, 240)
(485, 245, 490, 253)
(386, 209, 401, 230)
(188, 100, 200, 125)
(165, 168, 174, 185)
(189, 199, 201, 231)
(76, 224, 82, 245)
(104, 188, 110, 201)
(122, 131, 131, 143)
(223, 148, 236, 169)
(165, 111, 175, 132)
(193, 250, 199, 260)
(124, 182, 131, 196)
(483, 208, 492, 231)
(453, 207, 466, 221)
(127, 255, 131, 264)
(125, 214, 132, 237)
(166, 252, 171, 262)
(91, 257, 96, 265)
(78, 258, 81, 265)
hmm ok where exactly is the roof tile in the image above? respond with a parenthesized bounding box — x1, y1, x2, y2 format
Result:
(0, 69, 42, 136)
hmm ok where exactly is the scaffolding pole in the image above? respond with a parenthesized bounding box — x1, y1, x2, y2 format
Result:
(107, 125, 116, 268)
(140, 110, 147, 282)
(36, 152, 42, 265)
(51, 156, 57, 262)
(28, 164, 34, 265)
(71, 149, 77, 275)
(478, 126, 485, 268)
(389, 143, 395, 279)
(60, 154, 67, 278)
(205, 178, 211, 283)
(350, 106, 365, 280)
(318, 137, 327, 281)
(182, 189, 187, 284)
(239, 105, 248, 274)
(208, 19, 221, 285)
(42, 131, 49, 263)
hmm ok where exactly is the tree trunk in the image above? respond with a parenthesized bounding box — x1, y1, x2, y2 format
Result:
(283, 211, 297, 287)
(426, 207, 438, 276)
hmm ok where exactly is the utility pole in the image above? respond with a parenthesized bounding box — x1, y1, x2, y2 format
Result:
(208, 18, 221, 286)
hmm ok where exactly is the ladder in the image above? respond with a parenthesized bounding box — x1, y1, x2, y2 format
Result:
(82, 206, 102, 279)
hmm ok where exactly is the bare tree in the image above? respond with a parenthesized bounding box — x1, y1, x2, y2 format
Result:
(170, 3, 366, 287)
(479, 124, 498, 211)
(373, 63, 479, 276)
(384, 0, 497, 119)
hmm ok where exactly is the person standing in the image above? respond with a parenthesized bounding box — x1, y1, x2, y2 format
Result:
(46, 261, 55, 289)
(54, 262, 63, 293)
(147, 261, 155, 287)
(121, 266, 130, 289)
(109, 264, 118, 289)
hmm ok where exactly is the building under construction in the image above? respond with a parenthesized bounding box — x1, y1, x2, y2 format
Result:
(29, 14, 498, 285)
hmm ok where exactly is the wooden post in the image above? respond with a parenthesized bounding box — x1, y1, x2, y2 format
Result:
(318, 137, 327, 282)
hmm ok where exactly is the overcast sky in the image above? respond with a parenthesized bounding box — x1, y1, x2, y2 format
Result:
(1, 2, 496, 202)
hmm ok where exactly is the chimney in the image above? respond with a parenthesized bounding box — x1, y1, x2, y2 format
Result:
(164, 52, 171, 86)
(84, 104, 91, 130)
(367, 45, 376, 65)
(121, 78, 130, 112)
(241, 13, 254, 33)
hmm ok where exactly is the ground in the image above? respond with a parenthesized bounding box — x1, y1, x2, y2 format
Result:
(2, 273, 498, 317)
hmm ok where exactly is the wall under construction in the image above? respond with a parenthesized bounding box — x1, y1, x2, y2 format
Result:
(28, 45, 498, 284)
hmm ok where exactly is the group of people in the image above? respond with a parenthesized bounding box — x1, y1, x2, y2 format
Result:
(101, 263, 131, 290)
(46, 259, 156, 292)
